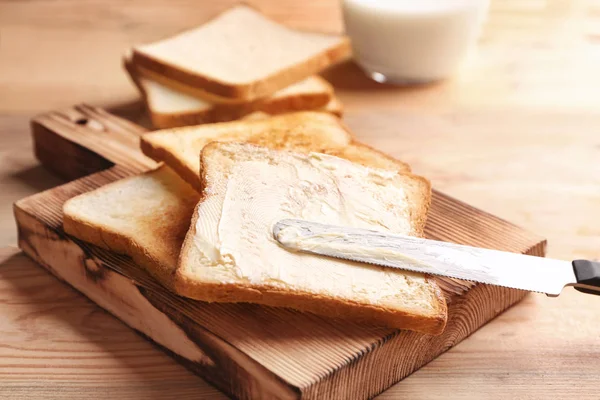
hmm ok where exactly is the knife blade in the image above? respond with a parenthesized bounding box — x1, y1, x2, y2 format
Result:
(273, 219, 600, 297)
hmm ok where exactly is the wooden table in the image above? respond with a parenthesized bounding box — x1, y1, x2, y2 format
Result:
(1, 0, 599, 398)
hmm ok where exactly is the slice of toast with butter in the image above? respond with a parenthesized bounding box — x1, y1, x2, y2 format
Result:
(176, 142, 446, 334)
(124, 55, 339, 128)
(141, 112, 411, 191)
(131, 4, 351, 101)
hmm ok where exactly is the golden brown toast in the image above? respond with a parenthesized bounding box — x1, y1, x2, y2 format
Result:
(63, 166, 198, 287)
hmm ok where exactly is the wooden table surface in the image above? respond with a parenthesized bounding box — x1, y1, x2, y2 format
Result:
(1, 0, 599, 398)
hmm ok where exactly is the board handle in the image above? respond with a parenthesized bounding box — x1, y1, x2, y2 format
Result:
(31, 103, 156, 181)
(572, 260, 600, 295)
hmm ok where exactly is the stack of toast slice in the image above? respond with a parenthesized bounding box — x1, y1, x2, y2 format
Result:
(125, 4, 350, 129)
(64, 4, 448, 335)
(63, 112, 448, 335)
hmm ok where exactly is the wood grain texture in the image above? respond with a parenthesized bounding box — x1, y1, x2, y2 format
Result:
(1, 0, 599, 398)
(1, 0, 600, 113)
(4, 246, 600, 399)
(13, 106, 545, 399)
(32, 104, 155, 178)
(0, 247, 227, 400)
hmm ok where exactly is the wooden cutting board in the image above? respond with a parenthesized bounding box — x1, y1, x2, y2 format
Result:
(14, 104, 545, 400)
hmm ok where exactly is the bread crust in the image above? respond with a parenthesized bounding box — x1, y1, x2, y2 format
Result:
(148, 97, 340, 129)
(174, 142, 445, 335)
(148, 84, 333, 129)
(132, 41, 350, 101)
(174, 278, 447, 336)
(131, 5, 351, 101)
(125, 54, 336, 128)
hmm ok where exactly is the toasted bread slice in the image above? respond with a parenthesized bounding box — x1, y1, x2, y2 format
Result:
(176, 142, 445, 334)
(124, 55, 335, 128)
(241, 96, 343, 119)
(140, 74, 334, 128)
(141, 112, 410, 191)
(63, 166, 199, 288)
(131, 5, 351, 101)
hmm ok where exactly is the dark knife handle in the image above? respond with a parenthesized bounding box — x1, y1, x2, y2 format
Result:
(572, 260, 600, 295)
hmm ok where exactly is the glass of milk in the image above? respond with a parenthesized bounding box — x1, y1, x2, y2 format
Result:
(342, 0, 490, 84)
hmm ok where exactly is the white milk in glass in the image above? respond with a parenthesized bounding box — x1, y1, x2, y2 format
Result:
(342, 0, 489, 84)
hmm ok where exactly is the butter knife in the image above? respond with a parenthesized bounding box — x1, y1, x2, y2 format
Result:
(273, 219, 600, 296)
